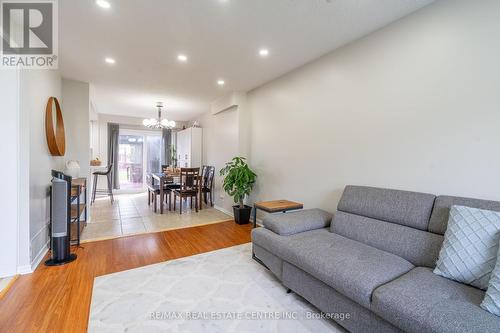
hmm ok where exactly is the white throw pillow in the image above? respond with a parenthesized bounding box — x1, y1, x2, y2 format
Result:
(481, 241, 500, 316)
(433, 205, 500, 290)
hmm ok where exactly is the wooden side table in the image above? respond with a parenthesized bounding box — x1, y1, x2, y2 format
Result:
(253, 200, 304, 228)
(70, 178, 87, 246)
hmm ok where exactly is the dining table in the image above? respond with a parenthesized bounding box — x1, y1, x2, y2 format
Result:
(150, 172, 204, 214)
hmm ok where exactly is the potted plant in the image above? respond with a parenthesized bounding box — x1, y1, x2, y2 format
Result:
(220, 157, 257, 224)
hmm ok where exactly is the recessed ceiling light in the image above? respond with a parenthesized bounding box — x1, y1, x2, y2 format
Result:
(177, 54, 188, 62)
(259, 49, 269, 57)
(105, 57, 115, 64)
(217, 80, 225, 86)
(96, 0, 111, 9)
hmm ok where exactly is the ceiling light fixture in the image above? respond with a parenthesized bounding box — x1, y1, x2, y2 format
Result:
(105, 57, 115, 64)
(259, 49, 269, 57)
(177, 54, 188, 62)
(142, 102, 176, 129)
(217, 79, 225, 86)
(96, 0, 111, 9)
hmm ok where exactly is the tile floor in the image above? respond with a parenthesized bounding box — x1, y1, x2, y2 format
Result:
(81, 192, 232, 242)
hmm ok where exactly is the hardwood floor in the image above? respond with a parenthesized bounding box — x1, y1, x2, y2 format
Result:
(0, 221, 253, 333)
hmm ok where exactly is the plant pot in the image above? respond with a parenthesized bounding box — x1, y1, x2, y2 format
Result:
(233, 205, 252, 225)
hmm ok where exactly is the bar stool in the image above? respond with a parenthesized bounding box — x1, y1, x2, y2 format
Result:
(91, 164, 114, 204)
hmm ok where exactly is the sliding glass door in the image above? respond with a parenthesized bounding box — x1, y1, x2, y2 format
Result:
(118, 134, 144, 190)
(145, 135, 162, 176)
(118, 130, 161, 191)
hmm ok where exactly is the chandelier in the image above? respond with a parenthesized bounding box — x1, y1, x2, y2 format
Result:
(142, 102, 176, 129)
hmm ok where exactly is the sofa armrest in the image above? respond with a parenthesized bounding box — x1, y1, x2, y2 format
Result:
(263, 208, 333, 236)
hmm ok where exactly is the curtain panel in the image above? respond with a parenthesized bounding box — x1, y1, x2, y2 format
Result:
(107, 123, 120, 189)
(162, 128, 172, 167)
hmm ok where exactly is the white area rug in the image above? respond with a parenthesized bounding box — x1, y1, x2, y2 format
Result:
(89, 243, 343, 332)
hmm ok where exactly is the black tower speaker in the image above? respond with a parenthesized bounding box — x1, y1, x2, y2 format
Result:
(45, 171, 77, 266)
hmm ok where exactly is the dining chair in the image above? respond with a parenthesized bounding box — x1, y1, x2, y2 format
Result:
(147, 174, 174, 212)
(201, 165, 208, 183)
(202, 166, 215, 207)
(173, 167, 200, 214)
(200, 165, 208, 206)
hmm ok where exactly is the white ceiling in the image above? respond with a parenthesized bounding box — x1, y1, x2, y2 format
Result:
(59, 0, 434, 121)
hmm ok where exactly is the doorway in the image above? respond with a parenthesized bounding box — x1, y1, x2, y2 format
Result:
(118, 130, 161, 191)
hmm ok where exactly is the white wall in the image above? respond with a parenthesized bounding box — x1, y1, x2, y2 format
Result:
(247, 0, 500, 213)
(0, 72, 92, 275)
(0, 70, 22, 277)
(196, 107, 239, 213)
(21, 70, 64, 270)
(0, 69, 64, 276)
(62, 79, 91, 179)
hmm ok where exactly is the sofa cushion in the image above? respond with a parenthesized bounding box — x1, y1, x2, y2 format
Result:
(331, 211, 443, 267)
(429, 195, 500, 235)
(282, 262, 403, 333)
(252, 244, 284, 279)
(263, 208, 333, 236)
(337, 185, 436, 230)
(372, 267, 500, 333)
(252, 227, 413, 307)
(481, 240, 500, 316)
(434, 205, 500, 290)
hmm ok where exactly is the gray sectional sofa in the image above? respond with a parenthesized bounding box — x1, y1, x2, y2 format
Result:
(251, 185, 500, 333)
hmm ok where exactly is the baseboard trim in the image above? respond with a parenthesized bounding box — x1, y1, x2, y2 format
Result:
(30, 243, 49, 273)
(214, 205, 263, 225)
(17, 265, 32, 275)
(29, 222, 50, 274)
(214, 205, 233, 217)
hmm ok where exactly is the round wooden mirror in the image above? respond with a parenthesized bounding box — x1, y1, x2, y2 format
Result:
(45, 97, 66, 156)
